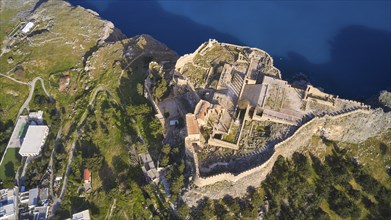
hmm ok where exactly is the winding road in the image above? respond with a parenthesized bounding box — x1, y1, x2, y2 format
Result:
(88, 86, 105, 106)
(0, 73, 107, 218)
(16, 77, 54, 119)
(0, 73, 53, 165)
(0, 74, 53, 120)
(48, 120, 62, 200)
(0, 72, 29, 85)
(49, 86, 107, 218)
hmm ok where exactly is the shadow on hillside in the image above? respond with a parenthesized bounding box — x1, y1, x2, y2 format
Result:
(274, 25, 391, 100)
(68, 0, 243, 54)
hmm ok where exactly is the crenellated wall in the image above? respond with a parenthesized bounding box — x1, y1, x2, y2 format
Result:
(193, 107, 376, 187)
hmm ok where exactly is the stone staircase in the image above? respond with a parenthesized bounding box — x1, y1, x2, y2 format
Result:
(227, 72, 244, 101)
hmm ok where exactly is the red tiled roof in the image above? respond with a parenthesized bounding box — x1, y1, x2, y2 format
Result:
(186, 114, 200, 135)
(84, 168, 91, 181)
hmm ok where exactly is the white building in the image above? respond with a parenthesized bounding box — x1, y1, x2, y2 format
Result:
(68, 210, 91, 220)
(0, 189, 16, 220)
(28, 188, 38, 209)
(19, 126, 49, 157)
(28, 111, 43, 124)
(21, 22, 34, 34)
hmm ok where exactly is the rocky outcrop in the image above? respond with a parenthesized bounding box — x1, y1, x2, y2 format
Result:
(379, 90, 391, 110)
(367, 90, 391, 112)
(322, 108, 391, 143)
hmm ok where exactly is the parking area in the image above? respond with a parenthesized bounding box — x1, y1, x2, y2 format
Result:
(158, 98, 181, 120)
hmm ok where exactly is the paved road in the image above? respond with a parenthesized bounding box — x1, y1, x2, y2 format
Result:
(50, 139, 76, 217)
(88, 86, 105, 106)
(0, 73, 53, 121)
(17, 77, 54, 120)
(0, 72, 29, 85)
(0, 73, 54, 185)
(14, 157, 26, 187)
(49, 86, 105, 218)
(48, 120, 62, 200)
(18, 156, 31, 186)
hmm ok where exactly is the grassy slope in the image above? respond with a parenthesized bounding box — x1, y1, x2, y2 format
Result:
(0, 77, 29, 156)
(0, 148, 21, 182)
(305, 130, 391, 189)
(52, 34, 176, 218)
(0, 1, 103, 80)
(0, 1, 108, 156)
(298, 132, 391, 218)
(1, 1, 176, 218)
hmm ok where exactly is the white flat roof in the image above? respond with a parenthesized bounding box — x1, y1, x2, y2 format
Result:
(29, 111, 43, 120)
(28, 188, 38, 207)
(21, 22, 34, 33)
(19, 125, 49, 155)
(71, 210, 91, 220)
(0, 203, 15, 217)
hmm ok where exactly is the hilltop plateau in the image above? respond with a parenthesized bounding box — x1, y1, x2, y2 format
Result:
(0, 0, 390, 219)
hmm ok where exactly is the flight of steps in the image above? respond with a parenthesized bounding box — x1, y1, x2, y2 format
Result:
(227, 72, 244, 101)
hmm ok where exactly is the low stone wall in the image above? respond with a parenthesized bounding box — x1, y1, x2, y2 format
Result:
(208, 138, 239, 150)
(144, 78, 163, 118)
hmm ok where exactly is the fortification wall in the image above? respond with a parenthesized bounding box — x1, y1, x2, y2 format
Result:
(175, 53, 195, 70)
(144, 78, 164, 122)
(194, 115, 321, 187)
(194, 107, 374, 187)
(336, 97, 370, 109)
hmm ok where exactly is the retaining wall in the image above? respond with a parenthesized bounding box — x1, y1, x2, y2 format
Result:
(208, 138, 239, 150)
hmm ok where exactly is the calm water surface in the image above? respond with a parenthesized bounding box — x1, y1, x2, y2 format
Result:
(69, 0, 391, 99)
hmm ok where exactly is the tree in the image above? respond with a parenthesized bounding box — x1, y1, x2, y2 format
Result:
(170, 175, 184, 195)
(223, 195, 240, 215)
(153, 78, 168, 101)
(149, 118, 163, 139)
(4, 161, 15, 178)
(199, 198, 215, 219)
(163, 108, 170, 118)
(161, 144, 170, 155)
(126, 104, 151, 117)
(177, 204, 190, 219)
(112, 155, 128, 176)
(160, 156, 170, 167)
(213, 201, 228, 219)
(160, 144, 171, 167)
(136, 83, 144, 96)
(241, 203, 257, 218)
(248, 188, 264, 209)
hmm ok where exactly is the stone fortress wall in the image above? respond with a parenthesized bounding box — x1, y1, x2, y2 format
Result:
(192, 107, 373, 187)
(220, 42, 281, 78)
(176, 39, 281, 79)
(179, 39, 389, 188)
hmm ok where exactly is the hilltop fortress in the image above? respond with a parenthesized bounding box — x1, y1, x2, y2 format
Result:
(167, 39, 391, 193)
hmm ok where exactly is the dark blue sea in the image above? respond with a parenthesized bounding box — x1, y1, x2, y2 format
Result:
(68, 0, 391, 100)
